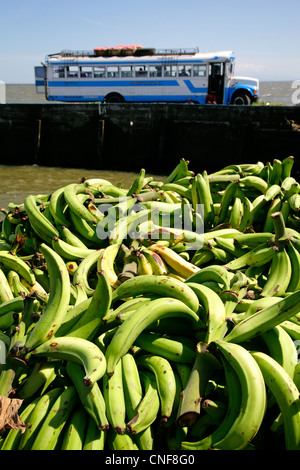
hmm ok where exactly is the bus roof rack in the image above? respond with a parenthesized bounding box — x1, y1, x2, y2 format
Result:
(155, 48, 199, 55)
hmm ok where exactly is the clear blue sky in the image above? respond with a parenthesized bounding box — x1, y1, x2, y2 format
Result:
(1, 0, 300, 83)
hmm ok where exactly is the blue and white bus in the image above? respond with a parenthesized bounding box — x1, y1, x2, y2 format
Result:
(34, 45, 259, 105)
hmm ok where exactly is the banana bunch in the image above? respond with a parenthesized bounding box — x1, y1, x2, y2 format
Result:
(1, 156, 300, 451)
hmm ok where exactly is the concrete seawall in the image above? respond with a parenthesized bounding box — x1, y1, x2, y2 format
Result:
(0, 103, 299, 176)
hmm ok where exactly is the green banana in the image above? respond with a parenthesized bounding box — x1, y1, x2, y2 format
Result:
(30, 386, 79, 450)
(29, 336, 107, 387)
(126, 370, 160, 435)
(134, 331, 196, 363)
(177, 342, 222, 428)
(251, 350, 300, 450)
(64, 270, 112, 341)
(66, 361, 109, 431)
(136, 354, 176, 423)
(82, 416, 106, 450)
(186, 282, 227, 343)
(63, 182, 98, 224)
(259, 325, 298, 379)
(24, 194, 59, 240)
(103, 359, 127, 434)
(261, 247, 291, 297)
(105, 297, 200, 376)
(112, 274, 200, 313)
(48, 186, 70, 227)
(224, 290, 300, 344)
(19, 387, 63, 449)
(61, 406, 87, 450)
(127, 168, 146, 196)
(0, 251, 35, 286)
(23, 243, 71, 351)
(52, 235, 96, 261)
(186, 264, 231, 291)
(1, 397, 39, 450)
(18, 361, 58, 400)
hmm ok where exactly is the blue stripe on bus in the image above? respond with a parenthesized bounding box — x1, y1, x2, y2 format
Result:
(183, 80, 206, 93)
(47, 80, 180, 87)
(47, 94, 206, 103)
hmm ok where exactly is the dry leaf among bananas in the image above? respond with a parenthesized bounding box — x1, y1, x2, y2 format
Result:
(0, 396, 26, 434)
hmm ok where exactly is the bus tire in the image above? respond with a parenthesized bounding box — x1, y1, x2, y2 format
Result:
(231, 91, 252, 105)
(104, 93, 125, 103)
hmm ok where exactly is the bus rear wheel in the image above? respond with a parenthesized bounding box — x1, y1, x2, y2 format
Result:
(231, 91, 251, 105)
(104, 93, 125, 103)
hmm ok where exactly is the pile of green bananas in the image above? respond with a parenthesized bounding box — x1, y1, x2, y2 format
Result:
(0, 156, 299, 451)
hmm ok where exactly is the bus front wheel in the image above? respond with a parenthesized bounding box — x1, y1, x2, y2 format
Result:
(231, 91, 252, 105)
(104, 93, 125, 103)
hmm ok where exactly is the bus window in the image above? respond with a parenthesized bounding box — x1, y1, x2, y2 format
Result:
(107, 66, 119, 78)
(53, 67, 65, 78)
(193, 65, 206, 77)
(66, 66, 79, 78)
(80, 66, 93, 78)
(178, 65, 191, 76)
(164, 65, 177, 77)
(135, 66, 147, 77)
(149, 65, 162, 77)
(121, 66, 133, 77)
(94, 66, 106, 78)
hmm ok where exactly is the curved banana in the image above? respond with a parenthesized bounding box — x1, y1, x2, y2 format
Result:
(261, 247, 291, 297)
(105, 297, 199, 376)
(127, 168, 146, 196)
(286, 241, 300, 292)
(24, 194, 59, 239)
(65, 270, 112, 341)
(225, 242, 277, 271)
(121, 352, 143, 418)
(0, 251, 35, 286)
(192, 340, 265, 450)
(259, 325, 298, 379)
(251, 350, 300, 450)
(136, 250, 153, 276)
(30, 386, 79, 450)
(97, 244, 121, 289)
(186, 264, 231, 291)
(73, 249, 102, 296)
(238, 175, 268, 194)
(134, 331, 196, 364)
(52, 235, 96, 261)
(63, 182, 98, 224)
(61, 406, 87, 450)
(186, 282, 227, 343)
(165, 158, 191, 184)
(136, 354, 176, 422)
(19, 387, 63, 449)
(49, 186, 70, 227)
(107, 429, 139, 450)
(103, 358, 127, 434)
(69, 208, 102, 245)
(148, 243, 200, 279)
(29, 336, 107, 387)
(126, 370, 160, 435)
(112, 274, 199, 313)
(24, 243, 71, 351)
(82, 416, 106, 450)
(18, 361, 58, 400)
(66, 361, 109, 431)
(224, 290, 300, 344)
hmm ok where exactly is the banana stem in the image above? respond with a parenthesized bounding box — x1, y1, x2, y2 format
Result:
(271, 211, 288, 242)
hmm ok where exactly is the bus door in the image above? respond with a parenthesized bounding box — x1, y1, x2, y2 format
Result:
(208, 62, 225, 104)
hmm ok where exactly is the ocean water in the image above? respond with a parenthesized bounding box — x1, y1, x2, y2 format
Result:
(2, 81, 297, 106)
